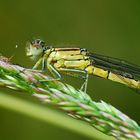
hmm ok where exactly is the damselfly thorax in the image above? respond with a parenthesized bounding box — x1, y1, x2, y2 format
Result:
(26, 39, 140, 93)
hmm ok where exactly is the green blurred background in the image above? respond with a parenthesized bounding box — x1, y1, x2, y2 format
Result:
(0, 0, 140, 140)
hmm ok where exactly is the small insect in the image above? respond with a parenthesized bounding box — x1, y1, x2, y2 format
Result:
(26, 39, 140, 93)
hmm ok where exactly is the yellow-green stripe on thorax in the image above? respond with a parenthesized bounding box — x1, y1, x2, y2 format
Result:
(46, 48, 90, 70)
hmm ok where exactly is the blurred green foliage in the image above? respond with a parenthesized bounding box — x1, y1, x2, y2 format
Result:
(0, 0, 140, 140)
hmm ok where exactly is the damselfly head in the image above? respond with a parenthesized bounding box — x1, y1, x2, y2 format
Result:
(26, 39, 46, 60)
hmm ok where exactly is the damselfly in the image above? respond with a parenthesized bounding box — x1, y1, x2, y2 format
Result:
(26, 39, 140, 93)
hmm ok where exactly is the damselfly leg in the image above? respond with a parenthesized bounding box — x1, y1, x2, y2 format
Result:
(33, 58, 62, 81)
(59, 68, 89, 92)
(32, 57, 43, 70)
(32, 57, 89, 92)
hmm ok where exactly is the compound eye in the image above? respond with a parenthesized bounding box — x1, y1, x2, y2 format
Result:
(36, 39, 40, 44)
(31, 40, 35, 45)
(40, 40, 45, 47)
(31, 39, 45, 47)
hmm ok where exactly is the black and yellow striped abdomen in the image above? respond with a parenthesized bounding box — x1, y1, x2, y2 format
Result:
(85, 65, 140, 89)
